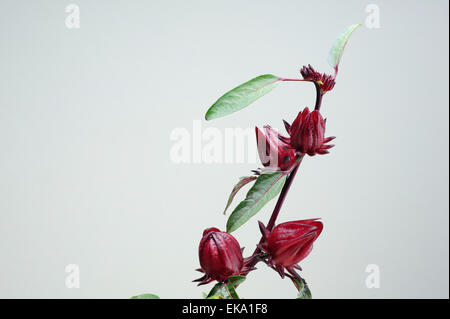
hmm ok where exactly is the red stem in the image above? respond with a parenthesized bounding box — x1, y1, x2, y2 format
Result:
(279, 78, 308, 82)
(245, 157, 303, 270)
(314, 82, 323, 111)
(266, 157, 303, 231)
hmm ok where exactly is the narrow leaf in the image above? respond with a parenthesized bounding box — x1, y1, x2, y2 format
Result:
(130, 293, 160, 299)
(205, 275, 246, 299)
(328, 24, 361, 71)
(206, 283, 230, 299)
(227, 284, 240, 299)
(228, 275, 246, 287)
(292, 277, 312, 299)
(226, 275, 246, 299)
(223, 176, 257, 214)
(205, 74, 281, 120)
(226, 171, 286, 233)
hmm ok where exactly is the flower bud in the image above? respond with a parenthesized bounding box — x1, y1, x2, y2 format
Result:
(300, 64, 335, 93)
(193, 228, 244, 285)
(286, 107, 335, 156)
(256, 126, 298, 171)
(259, 219, 323, 279)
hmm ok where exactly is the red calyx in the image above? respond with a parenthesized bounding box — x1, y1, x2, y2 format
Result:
(258, 219, 323, 280)
(193, 228, 253, 286)
(284, 107, 335, 156)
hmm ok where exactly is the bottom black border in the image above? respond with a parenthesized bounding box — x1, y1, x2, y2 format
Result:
(1, 299, 448, 317)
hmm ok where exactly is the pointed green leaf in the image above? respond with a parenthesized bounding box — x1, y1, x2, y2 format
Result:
(130, 293, 160, 299)
(328, 24, 361, 70)
(205, 275, 246, 299)
(227, 275, 246, 299)
(205, 74, 281, 120)
(228, 275, 246, 288)
(206, 283, 230, 299)
(291, 277, 312, 299)
(226, 284, 240, 299)
(226, 172, 286, 233)
(223, 176, 257, 215)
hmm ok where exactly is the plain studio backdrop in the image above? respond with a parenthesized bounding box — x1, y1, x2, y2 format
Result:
(0, 0, 448, 299)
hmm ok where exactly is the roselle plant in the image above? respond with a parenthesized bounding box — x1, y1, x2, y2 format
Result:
(132, 24, 360, 300)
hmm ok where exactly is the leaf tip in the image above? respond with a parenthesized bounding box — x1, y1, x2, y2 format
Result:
(204, 110, 213, 121)
(226, 220, 236, 233)
(328, 23, 362, 69)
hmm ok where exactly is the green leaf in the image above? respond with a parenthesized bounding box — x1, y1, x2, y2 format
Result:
(227, 276, 248, 299)
(205, 276, 246, 299)
(223, 176, 257, 215)
(206, 283, 230, 299)
(228, 275, 246, 287)
(291, 277, 312, 299)
(227, 275, 246, 299)
(226, 171, 286, 233)
(328, 24, 361, 70)
(130, 293, 160, 299)
(227, 284, 240, 299)
(205, 74, 281, 120)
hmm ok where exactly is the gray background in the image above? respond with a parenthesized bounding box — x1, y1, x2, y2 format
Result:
(0, 0, 448, 298)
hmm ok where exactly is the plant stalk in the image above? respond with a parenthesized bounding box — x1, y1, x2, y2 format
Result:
(314, 82, 323, 111)
(245, 156, 304, 270)
(266, 157, 303, 231)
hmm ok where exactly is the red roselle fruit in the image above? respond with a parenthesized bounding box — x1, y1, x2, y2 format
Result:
(283, 107, 335, 156)
(193, 228, 253, 286)
(255, 125, 298, 171)
(258, 219, 323, 280)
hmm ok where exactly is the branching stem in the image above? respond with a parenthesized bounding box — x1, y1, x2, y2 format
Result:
(244, 79, 324, 272)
